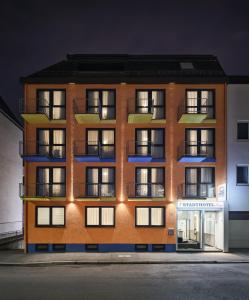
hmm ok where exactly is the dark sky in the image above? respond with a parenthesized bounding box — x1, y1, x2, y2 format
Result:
(1, 0, 249, 118)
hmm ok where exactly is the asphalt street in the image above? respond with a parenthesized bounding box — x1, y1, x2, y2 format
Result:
(0, 263, 248, 300)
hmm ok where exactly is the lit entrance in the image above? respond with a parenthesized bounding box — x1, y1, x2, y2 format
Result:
(177, 201, 224, 251)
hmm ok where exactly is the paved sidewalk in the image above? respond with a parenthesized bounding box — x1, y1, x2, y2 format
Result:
(0, 249, 249, 266)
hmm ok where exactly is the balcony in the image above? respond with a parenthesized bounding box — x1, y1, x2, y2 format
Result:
(74, 98, 116, 124)
(74, 183, 116, 201)
(20, 98, 66, 124)
(127, 183, 165, 201)
(177, 103, 215, 124)
(178, 183, 216, 200)
(20, 141, 66, 162)
(127, 140, 165, 162)
(177, 141, 215, 163)
(19, 183, 66, 201)
(127, 100, 166, 124)
(74, 141, 115, 162)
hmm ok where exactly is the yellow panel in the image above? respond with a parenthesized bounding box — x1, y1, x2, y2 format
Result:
(203, 119, 216, 124)
(75, 114, 100, 123)
(21, 114, 49, 124)
(50, 120, 67, 124)
(128, 113, 152, 123)
(151, 119, 166, 124)
(75, 197, 116, 202)
(178, 113, 208, 123)
(128, 198, 165, 201)
(21, 197, 66, 201)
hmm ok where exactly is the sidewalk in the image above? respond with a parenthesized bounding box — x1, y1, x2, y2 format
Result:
(0, 249, 249, 266)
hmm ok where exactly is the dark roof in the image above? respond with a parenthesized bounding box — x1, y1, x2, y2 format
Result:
(21, 54, 226, 84)
(227, 76, 249, 84)
(0, 97, 22, 129)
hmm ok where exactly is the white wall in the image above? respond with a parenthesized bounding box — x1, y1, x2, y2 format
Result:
(0, 113, 23, 234)
(227, 84, 249, 248)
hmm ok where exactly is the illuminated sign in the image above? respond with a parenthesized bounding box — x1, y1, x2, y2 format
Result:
(177, 200, 224, 210)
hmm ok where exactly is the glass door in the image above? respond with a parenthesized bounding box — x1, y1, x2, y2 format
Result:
(203, 211, 223, 251)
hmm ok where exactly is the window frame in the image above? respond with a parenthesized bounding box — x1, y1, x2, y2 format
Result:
(86, 128, 115, 158)
(185, 167, 215, 198)
(85, 206, 115, 227)
(36, 89, 66, 120)
(36, 166, 66, 197)
(85, 167, 116, 197)
(185, 128, 215, 157)
(237, 121, 249, 140)
(236, 165, 249, 185)
(185, 89, 215, 118)
(135, 89, 165, 119)
(135, 206, 166, 227)
(35, 206, 65, 227)
(36, 128, 66, 158)
(86, 89, 116, 120)
(135, 167, 165, 198)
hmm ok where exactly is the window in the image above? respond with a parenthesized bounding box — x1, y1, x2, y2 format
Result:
(135, 129, 164, 158)
(135, 207, 165, 227)
(136, 90, 165, 119)
(87, 90, 115, 120)
(37, 167, 66, 197)
(87, 129, 115, 158)
(86, 207, 115, 227)
(185, 167, 215, 198)
(86, 167, 115, 197)
(136, 167, 165, 198)
(37, 90, 66, 120)
(36, 206, 65, 227)
(185, 129, 214, 157)
(237, 166, 249, 184)
(180, 62, 194, 70)
(37, 129, 66, 158)
(186, 90, 214, 118)
(237, 122, 249, 140)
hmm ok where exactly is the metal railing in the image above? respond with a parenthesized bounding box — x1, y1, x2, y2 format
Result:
(19, 141, 66, 158)
(75, 183, 115, 198)
(177, 141, 214, 159)
(127, 183, 165, 198)
(19, 183, 66, 198)
(74, 140, 115, 158)
(127, 140, 164, 159)
(178, 183, 216, 199)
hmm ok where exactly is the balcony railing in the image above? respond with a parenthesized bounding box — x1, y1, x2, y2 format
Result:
(127, 183, 165, 199)
(74, 183, 115, 199)
(127, 140, 164, 161)
(20, 141, 66, 161)
(177, 102, 215, 123)
(19, 183, 66, 199)
(74, 141, 115, 160)
(178, 183, 216, 199)
(177, 141, 215, 162)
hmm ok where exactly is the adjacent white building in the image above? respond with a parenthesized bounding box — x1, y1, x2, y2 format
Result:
(227, 76, 249, 248)
(0, 97, 23, 236)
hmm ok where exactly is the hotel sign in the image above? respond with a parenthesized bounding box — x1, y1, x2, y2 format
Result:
(177, 200, 224, 210)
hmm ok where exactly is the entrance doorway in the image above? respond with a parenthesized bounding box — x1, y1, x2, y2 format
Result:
(203, 211, 223, 251)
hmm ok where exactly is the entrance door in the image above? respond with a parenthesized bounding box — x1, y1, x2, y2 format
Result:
(177, 211, 202, 250)
(203, 211, 223, 251)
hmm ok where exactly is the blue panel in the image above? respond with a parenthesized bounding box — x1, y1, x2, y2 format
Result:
(22, 156, 66, 162)
(128, 156, 165, 163)
(99, 244, 134, 252)
(27, 244, 36, 253)
(178, 156, 216, 163)
(165, 244, 176, 252)
(75, 156, 115, 162)
(66, 244, 85, 252)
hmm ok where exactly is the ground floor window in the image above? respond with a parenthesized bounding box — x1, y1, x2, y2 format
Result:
(85, 206, 115, 227)
(36, 206, 65, 227)
(135, 207, 165, 227)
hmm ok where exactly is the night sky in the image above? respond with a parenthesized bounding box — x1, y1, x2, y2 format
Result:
(1, 0, 249, 118)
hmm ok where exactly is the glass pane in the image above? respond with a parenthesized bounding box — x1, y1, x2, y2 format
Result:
(136, 208, 149, 226)
(38, 91, 50, 106)
(187, 91, 197, 113)
(101, 107, 115, 119)
(137, 169, 148, 184)
(88, 91, 99, 107)
(53, 130, 65, 144)
(52, 107, 65, 120)
(152, 91, 164, 105)
(137, 91, 149, 113)
(151, 168, 163, 183)
(38, 168, 49, 184)
(87, 168, 98, 184)
(37, 207, 50, 225)
(101, 208, 114, 225)
(102, 91, 115, 105)
(152, 107, 164, 119)
(87, 207, 99, 225)
(201, 168, 213, 183)
(238, 123, 248, 139)
(53, 168, 65, 183)
(101, 184, 114, 197)
(38, 130, 49, 156)
(52, 208, 64, 225)
(102, 130, 114, 144)
(53, 91, 65, 105)
(186, 169, 197, 184)
(237, 166, 248, 184)
(101, 168, 114, 183)
(151, 208, 163, 225)
(151, 130, 163, 144)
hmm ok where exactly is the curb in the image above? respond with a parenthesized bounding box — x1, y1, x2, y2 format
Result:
(1, 260, 249, 266)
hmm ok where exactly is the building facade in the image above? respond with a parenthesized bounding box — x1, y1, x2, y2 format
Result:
(20, 55, 227, 253)
(0, 97, 23, 236)
(227, 76, 249, 248)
